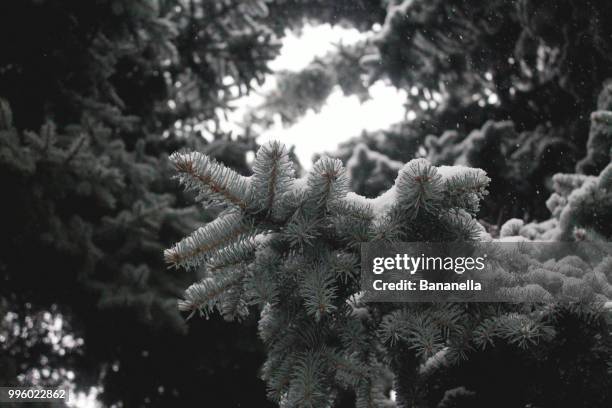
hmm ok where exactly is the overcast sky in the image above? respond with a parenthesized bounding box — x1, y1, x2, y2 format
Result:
(222, 24, 408, 168)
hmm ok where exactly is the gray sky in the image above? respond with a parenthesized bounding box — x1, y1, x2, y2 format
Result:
(220, 24, 409, 168)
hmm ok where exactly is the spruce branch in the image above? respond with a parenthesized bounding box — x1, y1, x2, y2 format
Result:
(328, 198, 376, 246)
(442, 168, 490, 214)
(218, 283, 249, 321)
(495, 314, 555, 349)
(355, 379, 391, 408)
(251, 141, 296, 215)
(328, 350, 370, 388)
(283, 213, 322, 249)
(329, 251, 360, 284)
(378, 308, 446, 359)
(472, 313, 555, 350)
(404, 315, 445, 360)
(306, 156, 349, 206)
(395, 158, 444, 216)
(205, 236, 261, 272)
(338, 317, 370, 353)
(263, 355, 296, 403)
(440, 210, 485, 241)
(164, 143, 497, 405)
(164, 212, 253, 269)
(177, 267, 245, 318)
(285, 350, 331, 408)
(246, 251, 281, 305)
(299, 262, 338, 321)
(419, 347, 450, 377)
(258, 303, 285, 345)
(170, 151, 251, 209)
(328, 196, 375, 223)
(370, 209, 406, 242)
(378, 309, 412, 347)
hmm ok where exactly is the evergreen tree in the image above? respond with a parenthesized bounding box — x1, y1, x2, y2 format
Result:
(165, 141, 487, 406)
(166, 137, 612, 407)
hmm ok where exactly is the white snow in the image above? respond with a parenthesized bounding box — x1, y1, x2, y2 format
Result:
(288, 176, 309, 194)
(345, 185, 398, 216)
(436, 165, 471, 180)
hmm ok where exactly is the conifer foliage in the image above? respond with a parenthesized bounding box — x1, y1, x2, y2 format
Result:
(166, 141, 492, 406)
(168, 139, 612, 407)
